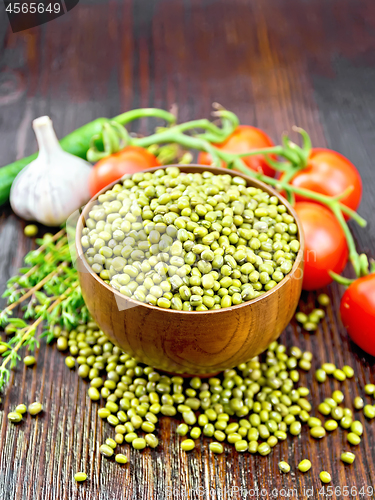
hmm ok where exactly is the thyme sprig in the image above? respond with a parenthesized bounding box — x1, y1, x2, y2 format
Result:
(0, 230, 87, 392)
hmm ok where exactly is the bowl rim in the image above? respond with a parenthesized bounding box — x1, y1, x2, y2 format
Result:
(76, 164, 304, 315)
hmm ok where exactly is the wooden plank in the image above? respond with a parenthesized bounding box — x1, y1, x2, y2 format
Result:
(0, 0, 375, 499)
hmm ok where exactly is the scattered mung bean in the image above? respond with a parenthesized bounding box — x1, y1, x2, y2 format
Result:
(74, 472, 87, 482)
(115, 454, 128, 464)
(341, 452, 355, 464)
(353, 397, 364, 410)
(23, 355, 36, 366)
(278, 461, 290, 473)
(28, 402, 43, 416)
(319, 471, 331, 484)
(209, 442, 224, 454)
(298, 459, 312, 472)
(7, 412, 23, 423)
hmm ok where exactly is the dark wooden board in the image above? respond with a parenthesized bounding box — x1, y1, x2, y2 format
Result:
(0, 1, 375, 499)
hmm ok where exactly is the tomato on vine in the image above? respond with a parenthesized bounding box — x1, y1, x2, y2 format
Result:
(89, 146, 160, 196)
(198, 125, 277, 177)
(340, 274, 375, 356)
(294, 202, 348, 290)
(286, 148, 362, 215)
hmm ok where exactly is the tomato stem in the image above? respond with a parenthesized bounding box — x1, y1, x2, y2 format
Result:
(330, 204, 361, 277)
(329, 271, 355, 286)
(112, 108, 177, 126)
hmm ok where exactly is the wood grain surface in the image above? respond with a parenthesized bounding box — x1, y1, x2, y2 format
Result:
(0, 0, 375, 499)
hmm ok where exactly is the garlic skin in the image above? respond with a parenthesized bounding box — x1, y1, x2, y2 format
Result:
(10, 116, 92, 226)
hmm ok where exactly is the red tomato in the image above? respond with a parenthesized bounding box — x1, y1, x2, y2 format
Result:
(340, 274, 375, 356)
(294, 202, 348, 290)
(89, 146, 160, 196)
(198, 125, 276, 177)
(288, 148, 362, 214)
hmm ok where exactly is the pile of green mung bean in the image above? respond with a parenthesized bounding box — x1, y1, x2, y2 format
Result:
(54, 318, 375, 479)
(52, 321, 321, 462)
(81, 168, 300, 310)
(295, 293, 330, 332)
(7, 315, 375, 483)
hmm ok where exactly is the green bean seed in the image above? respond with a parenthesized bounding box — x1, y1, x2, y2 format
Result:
(364, 405, 375, 419)
(74, 472, 87, 482)
(23, 355, 36, 366)
(299, 359, 311, 371)
(332, 390, 344, 404)
(132, 438, 147, 450)
(295, 312, 308, 323)
(267, 436, 278, 448)
(318, 403, 331, 416)
(341, 452, 355, 464)
(350, 421, 363, 436)
(315, 369, 327, 383)
(125, 432, 137, 443)
(248, 441, 258, 454)
(65, 356, 76, 369)
(307, 417, 322, 428)
(115, 454, 128, 464)
(342, 366, 354, 378)
(278, 461, 290, 473)
(24, 224, 38, 237)
(258, 443, 271, 456)
(310, 426, 326, 439)
(321, 363, 336, 374)
(289, 421, 302, 436)
(177, 423, 189, 436)
(340, 416, 353, 429)
(303, 322, 317, 332)
(99, 444, 114, 457)
(324, 420, 338, 432)
(115, 434, 124, 444)
(298, 459, 312, 472)
(11, 406, 25, 419)
(145, 434, 159, 448)
(346, 432, 361, 446)
(88, 387, 100, 401)
(235, 440, 248, 452)
(8, 412, 23, 423)
(190, 427, 202, 440)
(106, 438, 117, 449)
(319, 471, 331, 484)
(364, 384, 375, 395)
(98, 408, 111, 419)
(333, 369, 346, 382)
(353, 397, 364, 410)
(317, 293, 330, 306)
(28, 402, 43, 416)
(331, 407, 344, 421)
(181, 439, 195, 452)
(209, 442, 224, 454)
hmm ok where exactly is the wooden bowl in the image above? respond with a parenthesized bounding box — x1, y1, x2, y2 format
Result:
(76, 165, 304, 375)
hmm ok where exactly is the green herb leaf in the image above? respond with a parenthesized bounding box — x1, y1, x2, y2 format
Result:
(7, 318, 28, 328)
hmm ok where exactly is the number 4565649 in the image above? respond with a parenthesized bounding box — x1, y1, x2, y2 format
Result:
(6, 3, 61, 14)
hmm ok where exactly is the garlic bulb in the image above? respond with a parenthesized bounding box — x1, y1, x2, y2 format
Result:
(10, 116, 92, 226)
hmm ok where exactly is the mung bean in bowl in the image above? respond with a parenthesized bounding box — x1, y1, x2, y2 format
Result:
(76, 165, 304, 375)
